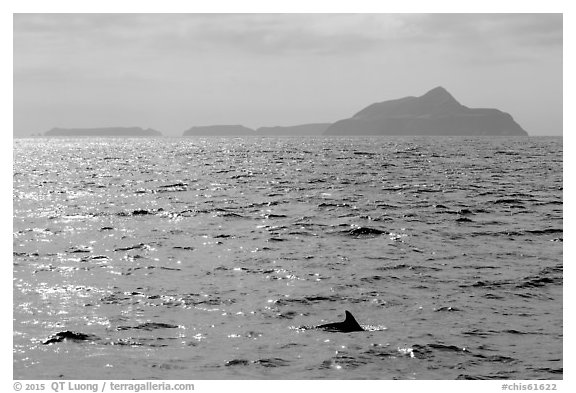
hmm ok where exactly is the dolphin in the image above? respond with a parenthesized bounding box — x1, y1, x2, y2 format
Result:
(315, 310, 364, 332)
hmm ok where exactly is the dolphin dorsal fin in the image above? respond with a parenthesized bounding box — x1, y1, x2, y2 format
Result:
(314, 310, 365, 332)
(344, 310, 362, 329)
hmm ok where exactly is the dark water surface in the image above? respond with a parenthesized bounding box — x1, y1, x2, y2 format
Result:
(13, 136, 563, 379)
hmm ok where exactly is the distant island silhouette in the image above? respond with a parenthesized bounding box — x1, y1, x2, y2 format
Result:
(44, 127, 162, 136)
(42, 87, 528, 137)
(324, 86, 528, 136)
(181, 123, 331, 137)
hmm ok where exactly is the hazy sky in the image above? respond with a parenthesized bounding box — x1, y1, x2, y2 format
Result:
(13, 13, 562, 136)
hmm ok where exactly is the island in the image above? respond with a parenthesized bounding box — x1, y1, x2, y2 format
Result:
(182, 123, 331, 136)
(182, 125, 255, 136)
(44, 127, 162, 136)
(323, 87, 528, 136)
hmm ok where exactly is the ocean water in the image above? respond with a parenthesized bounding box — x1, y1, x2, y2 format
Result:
(13, 136, 562, 380)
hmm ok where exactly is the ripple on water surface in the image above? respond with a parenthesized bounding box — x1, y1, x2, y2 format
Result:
(13, 137, 562, 379)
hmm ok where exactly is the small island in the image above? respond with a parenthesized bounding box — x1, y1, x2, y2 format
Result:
(182, 123, 332, 137)
(323, 87, 528, 136)
(44, 127, 162, 137)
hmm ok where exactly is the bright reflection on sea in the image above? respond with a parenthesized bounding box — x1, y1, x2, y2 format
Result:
(13, 136, 563, 380)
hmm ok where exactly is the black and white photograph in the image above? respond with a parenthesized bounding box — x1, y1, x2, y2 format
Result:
(11, 4, 564, 385)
